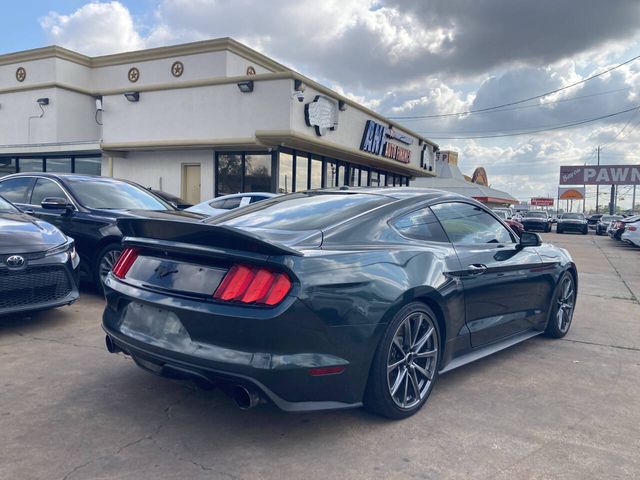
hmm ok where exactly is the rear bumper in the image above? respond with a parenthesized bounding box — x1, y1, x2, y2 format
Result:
(522, 222, 549, 231)
(102, 275, 380, 412)
(557, 223, 587, 233)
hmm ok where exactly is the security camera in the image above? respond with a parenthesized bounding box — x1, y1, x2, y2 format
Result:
(95, 98, 103, 112)
(293, 91, 305, 103)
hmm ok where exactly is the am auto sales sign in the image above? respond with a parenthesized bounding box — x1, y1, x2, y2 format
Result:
(559, 165, 640, 185)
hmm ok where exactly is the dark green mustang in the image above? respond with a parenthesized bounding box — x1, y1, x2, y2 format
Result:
(102, 188, 577, 419)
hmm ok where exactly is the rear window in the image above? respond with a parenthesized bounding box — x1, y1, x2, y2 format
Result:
(207, 192, 390, 231)
(525, 212, 547, 219)
(562, 213, 584, 220)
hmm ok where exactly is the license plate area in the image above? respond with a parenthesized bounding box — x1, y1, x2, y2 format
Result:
(119, 301, 193, 351)
(126, 256, 227, 297)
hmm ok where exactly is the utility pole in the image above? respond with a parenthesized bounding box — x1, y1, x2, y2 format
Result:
(633, 185, 637, 214)
(609, 184, 615, 215)
(595, 146, 600, 213)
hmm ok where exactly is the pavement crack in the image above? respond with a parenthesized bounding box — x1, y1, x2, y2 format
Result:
(591, 239, 639, 304)
(560, 337, 640, 352)
(60, 459, 95, 480)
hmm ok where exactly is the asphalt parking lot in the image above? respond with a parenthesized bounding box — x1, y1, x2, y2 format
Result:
(1, 232, 639, 480)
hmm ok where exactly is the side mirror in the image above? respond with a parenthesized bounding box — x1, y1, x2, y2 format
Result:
(41, 197, 74, 215)
(519, 231, 541, 248)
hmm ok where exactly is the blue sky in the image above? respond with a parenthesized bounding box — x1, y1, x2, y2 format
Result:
(2, 1, 640, 209)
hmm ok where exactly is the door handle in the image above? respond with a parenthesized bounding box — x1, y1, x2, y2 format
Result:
(22, 208, 35, 215)
(467, 264, 487, 275)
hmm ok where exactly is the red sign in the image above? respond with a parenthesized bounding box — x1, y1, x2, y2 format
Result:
(531, 197, 554, 206)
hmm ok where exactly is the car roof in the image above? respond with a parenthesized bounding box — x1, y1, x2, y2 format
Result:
(211, 192, 279, 200)
(2, 172, 127, 183)
(317, 186, 469, 202)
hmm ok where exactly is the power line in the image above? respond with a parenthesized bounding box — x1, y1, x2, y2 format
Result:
(396, 87, 632, 121)
(389, 55, 640, 120)
(422, 104, 640, 139)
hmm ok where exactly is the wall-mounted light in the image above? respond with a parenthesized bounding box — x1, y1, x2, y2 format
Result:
(124, 92, 140, 102)
(237, 80, 254, 93)
(338, 100, 347, 111)
(294, 79, 305, 92)
(37, 98, 49, 106)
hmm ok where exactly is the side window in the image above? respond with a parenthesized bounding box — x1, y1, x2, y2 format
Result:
(391, 208, 449, 242)
(210, 197, 242, 210)
(0, 177, 32, 203)
(431, 202, 514, 245)
(249, 195, 267, 204)
(30, 178, 67, 206)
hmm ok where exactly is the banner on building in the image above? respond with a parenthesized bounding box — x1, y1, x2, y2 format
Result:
(558, 187, 585, 200)
(559, 165, 640, 185)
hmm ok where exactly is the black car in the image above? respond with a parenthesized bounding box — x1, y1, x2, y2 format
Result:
(586, 213, 603, 230)
(102, 188, 578, 419)
(0, 174, 204, 289)
(0, 195, 79, 316)
(556, 213, 588, 234)
(148, 189, 193, 210)
(520, 211, 552, 232)
(595, 214, 622, 235)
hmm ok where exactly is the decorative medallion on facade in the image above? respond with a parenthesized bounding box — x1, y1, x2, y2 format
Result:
(304, 95, 339, 136)
(360, 120, 412, 164)
(16, 67, 26, 82)
(246, 66, 256, 75)
(128, 67, 140, 83)
(171, 61, 184, 77)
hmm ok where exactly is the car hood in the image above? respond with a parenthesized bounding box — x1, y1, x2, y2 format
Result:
(89, 208, 207, 221)
(521, 217, 547, 222)
(0, 213, 67, 254)
(559, 219, 586, 224)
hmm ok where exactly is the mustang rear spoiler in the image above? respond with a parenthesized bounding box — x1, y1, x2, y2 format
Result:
(116, 218, 303, 258)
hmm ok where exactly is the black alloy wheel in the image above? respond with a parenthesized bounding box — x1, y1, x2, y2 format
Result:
(544, 272, 576, 338)
(364, 302, 440, 419)
(96, 244, 123, 291)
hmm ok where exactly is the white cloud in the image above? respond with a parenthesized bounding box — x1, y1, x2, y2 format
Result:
(40, 1, 145, 55)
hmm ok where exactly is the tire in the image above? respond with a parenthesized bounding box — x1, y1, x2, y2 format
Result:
(364, 302, 441, 419)
(94, 243, 123, 291)
(582, 228, 588, 235)
(544, 272, 576, 339)
(556, 228, 562, 234)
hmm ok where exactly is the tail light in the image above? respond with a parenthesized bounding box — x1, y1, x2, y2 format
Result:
(111, 247, 139, 279)
(214, 264, 292, 306)
(628, 225, 637, 231)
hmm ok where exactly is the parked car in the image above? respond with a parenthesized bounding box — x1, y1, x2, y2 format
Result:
(556, 213, 588, 235)
(621, 219, 640, 247)
(148, 189, 192, 210)
(610, 215, 640, 240)
(0, 173, 204, 289)
(186, 192, 278, 217)
(492, 209, 524, 236)
(520, 211, 552, 232)
(595, 215, 622, 236)
(492, 207, 513, 219)
(586, 214, 603, 230)
(0, 195, 79, 316)
(103, 188, 578, 419)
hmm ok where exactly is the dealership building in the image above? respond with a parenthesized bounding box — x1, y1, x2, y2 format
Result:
(0, 38, 438, 204)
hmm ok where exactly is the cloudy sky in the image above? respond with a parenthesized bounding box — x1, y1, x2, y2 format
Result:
(3, 0, 640, 209)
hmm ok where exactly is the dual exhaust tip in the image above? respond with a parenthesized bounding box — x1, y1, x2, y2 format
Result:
(105, 335, 264, 410)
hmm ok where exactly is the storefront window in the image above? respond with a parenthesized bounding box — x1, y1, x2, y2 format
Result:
(217, 154, 243, 195)
(295, 153, 309, 192)
(325, 159, 338, 187)
(0, 158, 16, 177)
(74, 157, 101, 175)
(361, 168, 370, 186)
(244, 154, 272, 192)
(279, 152, 293, 193)
(46, 158, 72, 173)
(19, 158, 43, 173)
(380, 173, 387, 186)
(310, 157, 323, 189)
(370, 171, 380, 187)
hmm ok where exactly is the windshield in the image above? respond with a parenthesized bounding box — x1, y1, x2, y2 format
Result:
(601, 215, 620, 222)
(207, 192, 390, 231)
(562, 213, 584, 220)
(66, 178, 172, 210)
(0, 195, 19, 213)
(525, 211, 547, 219)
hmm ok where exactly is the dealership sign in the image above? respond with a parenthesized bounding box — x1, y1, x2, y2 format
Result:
(531, 197, 554, 206)
(559, 165, 640, 185)
(360, 120, 411, 164)
(558, 187, 585, 200)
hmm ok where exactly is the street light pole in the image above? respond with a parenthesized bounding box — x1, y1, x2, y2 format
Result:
(595, 146, 600, 213)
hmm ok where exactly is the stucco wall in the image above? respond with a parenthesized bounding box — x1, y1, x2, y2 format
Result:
(108, 149, 214, 202)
